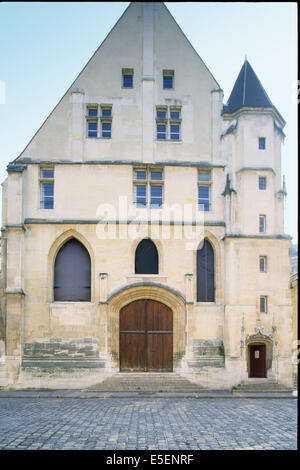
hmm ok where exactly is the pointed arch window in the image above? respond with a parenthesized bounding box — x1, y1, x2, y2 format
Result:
(54, 238, 91, 301)
(135, 239, 158, 274)
(197, 239, 215, 302)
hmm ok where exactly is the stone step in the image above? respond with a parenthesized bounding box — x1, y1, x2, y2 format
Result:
(86, 373, 207, 392)
(293, 376, 298, 389)
(232, 382, 293, 393)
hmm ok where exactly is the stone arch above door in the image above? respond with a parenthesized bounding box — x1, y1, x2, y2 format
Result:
(107, 283, 186, 368)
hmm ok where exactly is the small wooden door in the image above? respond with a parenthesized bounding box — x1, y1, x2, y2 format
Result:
(249, 344, 266, 378)
(119, 300, 173, 372)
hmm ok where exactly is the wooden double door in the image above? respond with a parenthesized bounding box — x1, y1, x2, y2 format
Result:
(119, 299, 173, 372)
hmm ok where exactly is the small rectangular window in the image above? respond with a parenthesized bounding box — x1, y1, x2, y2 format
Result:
(101, 122, 111, 138)
(259, 256, 267, 272)
(134, 170, 147, 180)
(88, 121, 98, 138)
(163, 76, 173, 89)
(170, 110, 180, 119)
(198, 171, 211, 182)
(41, 183, 54, 209)
(150, 185, 163, 208)
(157, 124, 166, 140)
(170, 106, 181, 121)
(170, 124, 180, 140)
(123, 75, 133, 88)
(163, 70, 174, 89)
(41, 169, 54, 179)
(87, 107, 98, 117)
(198, 185, 210, 212)
(259, 215, 266, 233)
(40, 167, 54, 210)
(259, 137, 266, 149)
(156, 109, 167, 119)
(101, 107, 112, 117)
(260, 296, 267, 313)
(122, 68, 133, 88)
(259, 176, 266, 190)
(134, 185, 147, 207)
(150, 171, 163, 181)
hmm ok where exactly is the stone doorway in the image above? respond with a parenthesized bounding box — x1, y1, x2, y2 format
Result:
(249, 343, 266, 378)
(119, 299, 173, 372)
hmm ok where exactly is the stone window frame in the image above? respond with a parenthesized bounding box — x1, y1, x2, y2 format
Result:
(163, 69, 175, 90)
(39, 165, 54, 210)
(130, 237, 164, 277)
(258, 137, 266, 149)
(259, 214, 266, 233)
(122, 68, 134, 89)
(133, 166, 164, 209)
(86, 103, 112, 139)
(260, 295, 268, 313)
(258, 176, 267, 190)
(155, 105, 181, 141)
(198, 169, 211, 212)
(259, 255, 267, 273)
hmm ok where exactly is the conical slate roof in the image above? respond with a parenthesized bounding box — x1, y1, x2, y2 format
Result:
(223, 59, 278, 115)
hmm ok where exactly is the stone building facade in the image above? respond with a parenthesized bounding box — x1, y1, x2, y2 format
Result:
(291, 273, 298, 388)
(0, 2, 293, 389)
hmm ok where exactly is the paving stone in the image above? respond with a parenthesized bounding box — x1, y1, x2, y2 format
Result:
(0, 397, 297, 450)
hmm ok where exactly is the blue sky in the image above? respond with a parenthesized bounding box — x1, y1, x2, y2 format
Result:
(0, 2, 297, 242)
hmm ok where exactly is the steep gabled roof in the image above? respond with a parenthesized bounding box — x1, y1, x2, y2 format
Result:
(12, 2, 220, 165)
(222, 59, 285, 124)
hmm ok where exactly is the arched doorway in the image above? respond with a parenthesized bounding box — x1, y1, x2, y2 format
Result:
(249, 343, 266, 378)
(119, 299, 173, 372)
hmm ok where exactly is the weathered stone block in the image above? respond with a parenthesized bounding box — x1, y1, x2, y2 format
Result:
(23, 338, 100, 359)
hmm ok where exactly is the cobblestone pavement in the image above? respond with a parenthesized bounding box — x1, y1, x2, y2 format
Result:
(0, 398, 297, 450)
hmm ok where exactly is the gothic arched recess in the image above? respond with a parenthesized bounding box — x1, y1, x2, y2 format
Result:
(54, 238, 91, 301)
(135, 238, 159, 275)
(196, 238, 215, 302)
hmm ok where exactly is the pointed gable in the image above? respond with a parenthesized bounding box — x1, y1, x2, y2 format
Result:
(12, 2, 220, 165)
(223, 59, 284, 123)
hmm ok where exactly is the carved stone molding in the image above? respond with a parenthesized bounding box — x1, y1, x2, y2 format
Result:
(245, 326, 273, 343)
